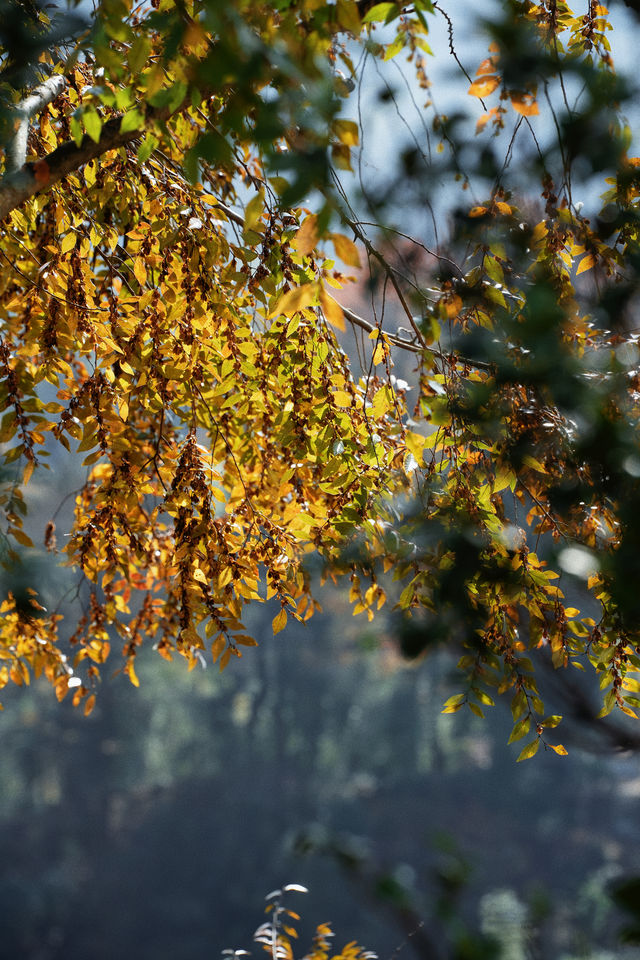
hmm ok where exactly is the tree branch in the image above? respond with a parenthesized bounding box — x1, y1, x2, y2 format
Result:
(334, 298, 493, 370)
(0, 92, 195, 221)
(4, 74, 67, 174)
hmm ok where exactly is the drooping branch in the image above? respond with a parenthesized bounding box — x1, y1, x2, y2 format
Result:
(4, 74, 67, 174)
(0, 73, 489, 375)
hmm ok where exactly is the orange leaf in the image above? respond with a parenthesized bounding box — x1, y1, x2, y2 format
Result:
(475, 57, 497, 76)
(320, 289, 345, 332)
(33, 159, 50, 185)
(576, 253, 596, 275)
(476, 107, 498, 133)
(332, 233, 361, 268)
(468, 76, 500, 98)
(126, 660, 140, 687)
(211, 636, 226, 663)
(510, 96, 539, 116)
(293, 214, 319, 257)
(271, 283, 317, 318)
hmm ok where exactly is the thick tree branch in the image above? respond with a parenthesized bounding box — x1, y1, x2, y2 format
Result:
(0, 94, 193, 221)
(5, 74, 67, 173)
(0, 112, 138, 220)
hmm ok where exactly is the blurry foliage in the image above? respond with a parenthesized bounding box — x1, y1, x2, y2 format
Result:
(251, 884, 376, 960)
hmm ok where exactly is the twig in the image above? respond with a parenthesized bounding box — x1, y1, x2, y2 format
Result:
(333, 298, 492, 370)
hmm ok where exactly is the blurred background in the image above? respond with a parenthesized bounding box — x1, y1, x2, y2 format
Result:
(2, 547, 640, 960)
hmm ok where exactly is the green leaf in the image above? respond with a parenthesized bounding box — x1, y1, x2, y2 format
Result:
(362, 2, 399, 23)
(516, 739, 540, 762)
(70, 115, 83, 147)
(128, 35, 151, 74)
(137, 133, 159, 164)
(120, 109, 145, 134)
(83, 108, 102, 144)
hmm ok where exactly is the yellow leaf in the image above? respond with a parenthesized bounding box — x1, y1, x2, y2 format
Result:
(10, 527, 34, 547)
(576, 253, 596, 275)
(273, 608, 287, 635)
(332, 233, 361, 268)
(271, 284, 317, 318)
(468, 76, 500, 97)
(442, 702, 463, 714)
(244, 190, 264, 232)
(549, 743, 568, 756)
(372, 342, 385, 365)
(531, 221, 548, 244)
(133, 257, 147, 286)
(192, 567, 208, 584)
(61, 232, 76, 254)
(469, 206, 488, 218)
(442, 693, 465, 713)
(320, 289, 345, 331)
(516, 738, 540, 761)
(333, 118, 359, 147)
(522, 454, 547, 473)
(84, 694, 96, 717)
(293, 214, 319, 257)
(405, 430, 427, 462)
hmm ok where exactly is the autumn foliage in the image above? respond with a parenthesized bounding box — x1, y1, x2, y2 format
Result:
(0, 0, 639, 755)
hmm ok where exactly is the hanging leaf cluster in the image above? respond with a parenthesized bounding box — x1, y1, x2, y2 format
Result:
(0, 0, 639, 755)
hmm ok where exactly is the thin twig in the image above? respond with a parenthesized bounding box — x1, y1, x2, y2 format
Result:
(333, 298, 492, 370)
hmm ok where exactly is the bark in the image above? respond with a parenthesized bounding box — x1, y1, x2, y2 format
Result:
(0, 95, 188, 221)
(5, 74, 67, 173)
